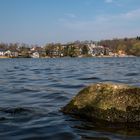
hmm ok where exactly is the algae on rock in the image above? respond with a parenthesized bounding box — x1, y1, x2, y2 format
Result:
(62, 83, 140, 123)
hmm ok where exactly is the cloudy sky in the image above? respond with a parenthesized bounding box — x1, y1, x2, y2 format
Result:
(0, 0, 140, 45)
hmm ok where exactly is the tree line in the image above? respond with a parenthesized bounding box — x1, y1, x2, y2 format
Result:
(0, 36, 140, 57)
(98, 37, 140, 56)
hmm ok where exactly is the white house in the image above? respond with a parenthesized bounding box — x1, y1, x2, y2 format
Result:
(4, 50, 11, 57)
(31, 52, 40, 58)
(87, 43, 105, 56)
(0, 49, 6, 56)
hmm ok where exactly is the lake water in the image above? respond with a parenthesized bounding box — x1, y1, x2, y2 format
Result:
(0, 57, 140, 140)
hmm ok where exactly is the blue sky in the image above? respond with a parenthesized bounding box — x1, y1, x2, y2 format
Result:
(0, 0, 140, 45)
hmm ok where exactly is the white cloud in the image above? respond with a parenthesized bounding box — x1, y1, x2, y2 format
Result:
(65, 13, 76, 18)
(60, 9, 140, 29)
(105, 0, 123, 7)
(121, 9, 140, 20)
(57, 8, 140, 41)
(105, 0, 113, 3)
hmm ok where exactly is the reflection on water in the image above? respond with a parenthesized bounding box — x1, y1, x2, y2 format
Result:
(0, 57, 140, 140)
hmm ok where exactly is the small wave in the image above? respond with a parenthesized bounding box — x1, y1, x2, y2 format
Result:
(125, 73, 139, 77)
(44, 132, 78, 140)
(9, 89, 36, 94)
(59, 84, 85, 89)
(81, 135, 110, 140)
(14, 66, 20, 69)
(48, 84, 85, 89)
(54, 95, 69, 101)
(102, 79, 121, 83)
(0, 106, 48, 115)
(78, 77, 101, 81)
(44, 92, 70, 102)
(0, 117, 7, 121)
(6, 70, 14, 73)
(0, 107, 32, 115)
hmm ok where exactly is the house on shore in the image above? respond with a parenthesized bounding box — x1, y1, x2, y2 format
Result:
(0, 48, 19, 58)
(31, 52, 40, 58)
(87, 43, 109, 56)
(30, 46, 46, 58)
(0, 48, 7, 56)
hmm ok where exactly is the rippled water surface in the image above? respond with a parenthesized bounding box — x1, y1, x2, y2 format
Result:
(0, 58, 140, 140)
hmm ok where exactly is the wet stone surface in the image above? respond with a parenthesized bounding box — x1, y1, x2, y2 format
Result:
(62, 83, 140, 124)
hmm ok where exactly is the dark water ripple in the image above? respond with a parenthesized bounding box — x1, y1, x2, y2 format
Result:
(0, 57, 140, 140)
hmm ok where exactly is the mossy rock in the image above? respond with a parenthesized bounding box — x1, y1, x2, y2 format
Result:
(62, 83, 140, 124)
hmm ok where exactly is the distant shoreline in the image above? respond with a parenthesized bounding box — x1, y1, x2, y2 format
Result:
(0, 56, 9, 58)
(0, 55, 137, 59)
